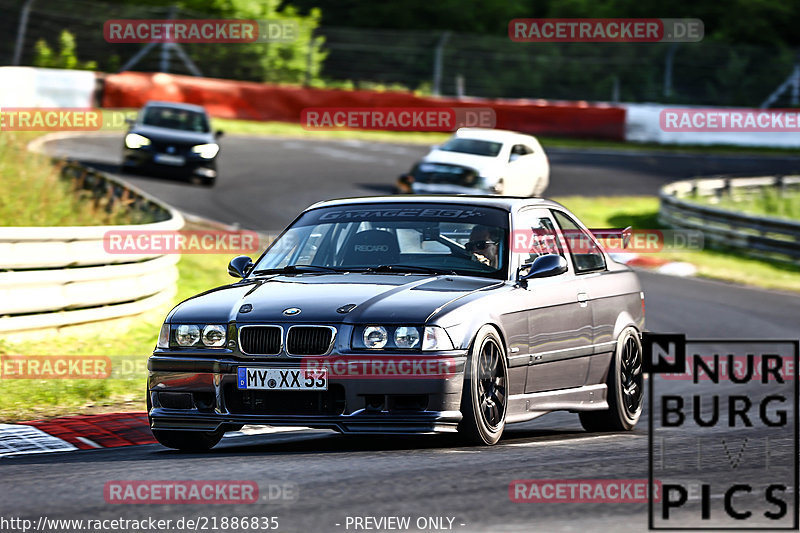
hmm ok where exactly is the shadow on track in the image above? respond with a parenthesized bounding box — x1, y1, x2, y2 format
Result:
(0, 424, 623, 467)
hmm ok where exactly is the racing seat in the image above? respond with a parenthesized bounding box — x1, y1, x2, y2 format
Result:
(340, 230, 400, 267)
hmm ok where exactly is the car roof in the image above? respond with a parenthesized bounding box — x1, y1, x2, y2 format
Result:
(453, 128, 536, 144)
(306, 195, 566, 213)
(142, 100, 208, 114)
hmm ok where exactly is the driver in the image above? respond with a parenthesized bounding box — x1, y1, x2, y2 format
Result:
(466, 225, 500, 268)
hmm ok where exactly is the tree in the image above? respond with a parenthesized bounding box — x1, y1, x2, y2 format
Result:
(33, 30, 97, 70)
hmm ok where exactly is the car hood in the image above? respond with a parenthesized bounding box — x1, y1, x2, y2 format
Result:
(422, 149, 503, 177)
(168, 273, 502, 325)
(129, 124, 214, 145)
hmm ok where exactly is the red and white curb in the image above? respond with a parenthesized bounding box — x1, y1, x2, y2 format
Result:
(0, 413, 307, 457)
(610, 253, 697, 277)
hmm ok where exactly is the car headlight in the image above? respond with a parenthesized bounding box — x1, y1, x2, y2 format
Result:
(191, 143, 220, 159)
(363, 326, 388, 349)
(422, 326, 454, 351)
(168, 324, 228, 348)
(202, 325, 226, 347)
(394, 326, 420, 349)
(157, 323, 170, 348)
(354, 325, 452, 351)
(175, 324, 200, 346)
(125, 133, 151, 149)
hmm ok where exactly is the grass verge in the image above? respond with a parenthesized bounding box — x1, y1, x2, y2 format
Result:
(691, 188, 800, 221)
(0, 131, 152, 226)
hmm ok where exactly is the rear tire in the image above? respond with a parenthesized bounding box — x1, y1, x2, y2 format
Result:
(459, 325, 508, 445)
(151, 429, 224, 451)
(579, 327, 644, 432)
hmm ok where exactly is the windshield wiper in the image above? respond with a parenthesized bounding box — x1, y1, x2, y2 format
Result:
(362, 264, 456, 275)
(251, 265, 345, 276)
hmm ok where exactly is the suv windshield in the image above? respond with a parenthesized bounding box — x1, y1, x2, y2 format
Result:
(252, 203, 510, 279)
(141, 106, 210, 133)
(438, 138, 502, 157)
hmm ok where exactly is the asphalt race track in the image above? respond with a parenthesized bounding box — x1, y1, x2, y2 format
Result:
(43, 133, 800, 229)
(3, 133, 798, 532)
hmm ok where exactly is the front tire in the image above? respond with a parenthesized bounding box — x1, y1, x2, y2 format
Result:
(459, 325, 508, 445)
(579, 327, 644, 432)
(151, 428, 224, 451)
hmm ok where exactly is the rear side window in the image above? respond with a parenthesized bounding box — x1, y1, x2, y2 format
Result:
(551, 210, 606, 273)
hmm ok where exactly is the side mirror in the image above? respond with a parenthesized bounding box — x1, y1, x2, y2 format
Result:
(228, 255, 253, 278)
(517, 254, 568, 286)
(124, 117, 135, 126)
(215, 130, 224, 138)
(509, 153, 521, 162)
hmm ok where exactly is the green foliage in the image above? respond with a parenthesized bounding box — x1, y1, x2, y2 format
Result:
(32, 30, 97, 70)
(176, 0, 326, 84)
(693, 187, 800, 221)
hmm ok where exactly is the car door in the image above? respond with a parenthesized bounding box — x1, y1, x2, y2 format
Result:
(507, 144, 541, 196)
(513, 208, 593, 393)
(550, 209, 613, 387)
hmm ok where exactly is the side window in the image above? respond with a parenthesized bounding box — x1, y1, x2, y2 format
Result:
(514, 209, 564, 270)
(551, 210, 606, 273)
(509, 144, 531, 161)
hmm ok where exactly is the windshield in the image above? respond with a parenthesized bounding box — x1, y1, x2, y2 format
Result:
(141, 106, 210, 133)
(438, 138, 502, 157)
(251, 203, 510, 279)
(411, 162, 480, 185)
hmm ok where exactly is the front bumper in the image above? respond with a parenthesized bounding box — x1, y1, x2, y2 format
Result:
(122, 148, 217, 178)
(147, 353, 467, 434)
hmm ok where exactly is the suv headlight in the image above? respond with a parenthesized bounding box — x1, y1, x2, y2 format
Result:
(167, 324, 228, 348)
(354, 325, 453, 351)
(125, 133, 151, 149)
(191, 143, 219, 159)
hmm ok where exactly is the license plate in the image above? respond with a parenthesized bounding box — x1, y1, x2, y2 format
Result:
(154, 153, 185, 166)
(237, 367, 328, 391)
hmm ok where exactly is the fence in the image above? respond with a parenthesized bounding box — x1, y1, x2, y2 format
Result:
(1, 0, 798, 107)
(659, 175, 800, 264)
(0, 159, 183, 334)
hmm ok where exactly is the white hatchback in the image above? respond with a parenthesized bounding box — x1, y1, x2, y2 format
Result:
(399, 128, 550, 196)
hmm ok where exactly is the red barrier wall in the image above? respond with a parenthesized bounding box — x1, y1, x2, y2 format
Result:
(102, 72, 626, 140)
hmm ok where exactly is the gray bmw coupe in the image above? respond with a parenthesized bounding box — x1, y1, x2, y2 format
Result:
(148, 196, 645, 449)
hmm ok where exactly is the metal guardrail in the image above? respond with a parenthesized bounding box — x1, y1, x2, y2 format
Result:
(659, 175, 800, 264)
(0, 160, 184, 334)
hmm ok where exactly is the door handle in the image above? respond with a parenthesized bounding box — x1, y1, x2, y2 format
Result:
(577, 292, 589, 307)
